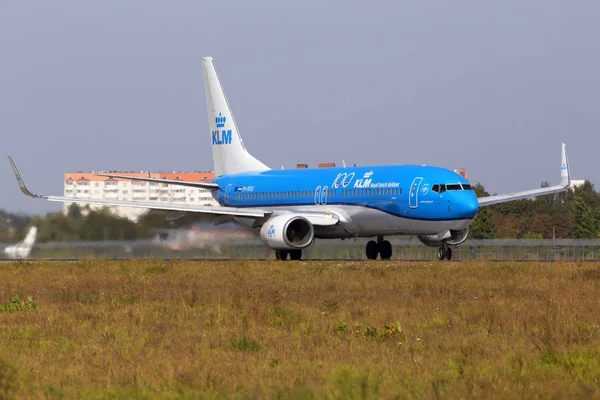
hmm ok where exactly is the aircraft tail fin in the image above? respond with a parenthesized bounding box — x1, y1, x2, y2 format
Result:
(202, 57, 269, 177)
(560, 143, 571, 188)
(22, 226, 37, 247)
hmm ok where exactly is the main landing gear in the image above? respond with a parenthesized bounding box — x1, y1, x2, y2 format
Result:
(366, 236, 393, 260)
(437, 245, 453, 261)
(275, 249, 302, 261)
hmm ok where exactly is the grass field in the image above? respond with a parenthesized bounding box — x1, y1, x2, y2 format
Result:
(0, 260, 599, 399)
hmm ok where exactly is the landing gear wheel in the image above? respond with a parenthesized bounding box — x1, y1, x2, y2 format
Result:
(289, 250, 302, 260)
(379, 240, 393, 260)
(275, 250, 289, 261)
(445, 247, 453, 261)
(437, 247, 446, 261)
(366, 240, 379, 260)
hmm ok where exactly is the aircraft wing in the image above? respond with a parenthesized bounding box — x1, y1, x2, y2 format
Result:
(478, 143, 571, 207)
(7, 155, 340, 225)
(9, 154, 268, 218)
(95, 173, 219, 190)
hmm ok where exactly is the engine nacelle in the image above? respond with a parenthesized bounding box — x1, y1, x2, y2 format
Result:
(260, 214, 315, 250)
(417, 228, 469, 247)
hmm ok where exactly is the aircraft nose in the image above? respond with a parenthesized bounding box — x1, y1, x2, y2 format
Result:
(458, 196, 479, 219)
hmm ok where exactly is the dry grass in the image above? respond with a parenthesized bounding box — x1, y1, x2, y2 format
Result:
(0, 260, 599, 399)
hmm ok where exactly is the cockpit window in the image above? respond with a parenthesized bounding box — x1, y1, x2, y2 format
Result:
(432, 183, 473, 192)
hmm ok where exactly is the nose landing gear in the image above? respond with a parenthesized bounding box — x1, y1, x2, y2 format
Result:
(366, 236, 393, 260)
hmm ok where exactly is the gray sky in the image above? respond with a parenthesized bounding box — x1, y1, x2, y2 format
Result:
(1, 0, 599, 214)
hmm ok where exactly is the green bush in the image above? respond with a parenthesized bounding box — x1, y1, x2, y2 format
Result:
(230, 336, 262, 352)
(0, 295, 38, 312)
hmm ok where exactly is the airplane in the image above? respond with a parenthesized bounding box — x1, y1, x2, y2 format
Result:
(3, 226, 38, 259)
(7, 57, 571, 261)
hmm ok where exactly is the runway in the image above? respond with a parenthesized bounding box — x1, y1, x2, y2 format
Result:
(1, 258, 597, 263)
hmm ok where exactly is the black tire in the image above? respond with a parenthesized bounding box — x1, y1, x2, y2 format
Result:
(275, 250, 289, 260)
(445, 247, 453, 261)
(289, 250, 302, 260)
(437, 248, 445, 260)
(379, 240, 393, 260)
(366, 240, 378, 260)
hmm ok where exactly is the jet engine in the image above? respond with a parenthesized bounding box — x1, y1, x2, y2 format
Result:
(260, 214, 314, 250)
(417, 228, 469, 247)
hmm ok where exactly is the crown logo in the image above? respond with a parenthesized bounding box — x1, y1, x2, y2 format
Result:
(216, 112, 227, 128)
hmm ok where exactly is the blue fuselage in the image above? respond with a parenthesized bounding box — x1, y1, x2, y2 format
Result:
(212, 165, 479, 223)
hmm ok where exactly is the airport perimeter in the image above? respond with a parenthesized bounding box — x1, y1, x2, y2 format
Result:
(9, 239, 600, 262)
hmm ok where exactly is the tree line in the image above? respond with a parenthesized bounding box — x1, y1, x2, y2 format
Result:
(2, 205, 206, 243)
(470, 180, 600, 239)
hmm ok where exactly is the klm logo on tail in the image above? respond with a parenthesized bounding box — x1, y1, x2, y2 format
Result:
(212, 112, 232, 145)
(212, 130, 232, 145)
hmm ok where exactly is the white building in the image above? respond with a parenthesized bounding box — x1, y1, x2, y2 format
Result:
(63, 171, 219, 221)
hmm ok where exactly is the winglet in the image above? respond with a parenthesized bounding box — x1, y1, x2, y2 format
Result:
(560, 143, 571, 188)
(7, 154, 44, 198)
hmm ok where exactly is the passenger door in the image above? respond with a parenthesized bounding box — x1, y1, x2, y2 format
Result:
(409, 177, 423, 209)
(224, 184, 232, 206)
